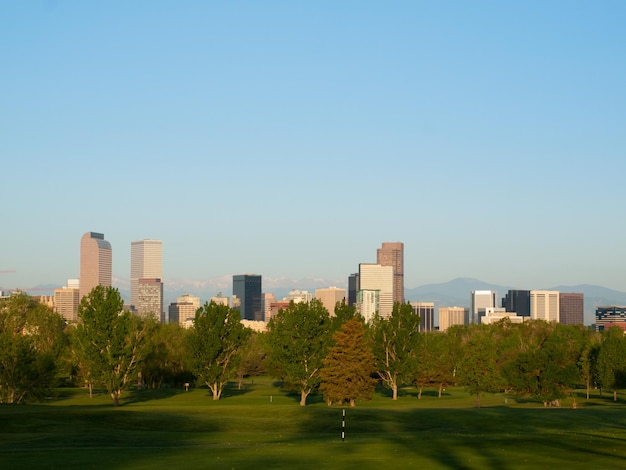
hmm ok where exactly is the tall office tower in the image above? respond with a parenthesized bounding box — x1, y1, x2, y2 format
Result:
(502, 290, 531, 317)
(411, 301, 435, 332)
(137, 278, 163, 320)
(559, 293, 584, 325)
(439, 306, 469, 332)
(54, 285, 80, 322)
(168, 293, 200, 327)
(232, 275, 263, 321)
(471, 290, 497, 324)
(79, 232, 112, 300)
(348, 273, 359, 307)
(358, 263, 393, 321)
(130, 239, 162, 309)
(595, 306, 626, 332)
(530, 290, 560, 322)
(262, 293, 276, 322)
(315, 287, 347, 316)
(377, 242, 404, 305)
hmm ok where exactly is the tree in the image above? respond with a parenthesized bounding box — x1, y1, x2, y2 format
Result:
(141, 321, 193, 389)
(0, 293, 64, 404)
(414, 332, 455, 399)
(319, 317, 377, 406)
(457, 325, 501, 408)
(331, 299, 358, 331)
(187, 301, 251, 400)
(371, 302, 421, 400)
(235, 331, 268, 389)
(266, 299, 331, 406)
(596, 326, 626, 401)
(74, 286, 148, 406)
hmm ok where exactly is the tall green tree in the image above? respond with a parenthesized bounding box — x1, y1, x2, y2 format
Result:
(0, 293, 64, 403)
(266, 299, 332, 406)
(74, 286, 149, 406)
(371, 302, 421, 400)
(457, 325, 501, 408)
(319, 317, 377, 406)
(187, 301, 251, 400)
(414, 332, 455, 399)
(141, 321, 192, 389)
(596, 326, 626, 401)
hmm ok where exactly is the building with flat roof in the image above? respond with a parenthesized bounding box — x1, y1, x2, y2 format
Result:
(530, 290, 560, 322)
(471, 290, 497, 324)
(233, 275, 262, 321)
(559, 293, 584, 325)
(502, 290, 530, 317)
(377, 242, 404, 305)
(131, 239, 162, 310)
(315, 287, 346, 316)
(168, 293, 200, 327)
(137, 278, 163, 321)
(439, 306, 469, 332)
(411, 301, 435, 332)
(79, 232, 112, 300)
(54, 286, 80, 322)
(595, 306, 626, 331)
(358, 263, 393, 321)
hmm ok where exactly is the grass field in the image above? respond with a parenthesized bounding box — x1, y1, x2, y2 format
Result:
(1, 378, 626, 469)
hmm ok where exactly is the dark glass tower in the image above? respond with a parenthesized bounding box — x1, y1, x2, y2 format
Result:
(232, 275, 263, 321)
(502, 290, 531, 317)
(348, 273, 359, 307)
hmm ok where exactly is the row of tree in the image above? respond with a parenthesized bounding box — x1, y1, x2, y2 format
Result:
(2, 287, 626, 408)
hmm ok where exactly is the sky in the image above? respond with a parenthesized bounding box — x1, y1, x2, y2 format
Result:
(1, 1, 625, 293)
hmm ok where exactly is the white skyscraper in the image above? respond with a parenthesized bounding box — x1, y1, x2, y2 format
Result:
(471, 290, 497, 324)
(530, 290, 560, 322)
(358, 263, 393, 321)
(130, 239, 163, 311)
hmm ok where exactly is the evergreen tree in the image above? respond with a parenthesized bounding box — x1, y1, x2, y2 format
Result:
(320, 317, 377, 406)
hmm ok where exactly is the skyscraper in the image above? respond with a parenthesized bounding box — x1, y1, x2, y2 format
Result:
(315, 287, 346, 316)
(137, 278, 164, 321)
(411, 301, 435, 332)
(530, 290, 560, 322)
(130, 239, 162, 310)
(502, 290, 531, 317)
(377, 242, 404, 304)
(471, 290, 497, 324)
(79, 232, 112, 300)
(233, 274, 263, 321)
(358, 263, 393, 321)
(348, 273, 359, 307)
(559, 293, 584, 325)
(439, 306, 469, 332)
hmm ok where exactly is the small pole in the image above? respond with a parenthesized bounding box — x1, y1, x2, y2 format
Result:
(342, 408, 346, 442)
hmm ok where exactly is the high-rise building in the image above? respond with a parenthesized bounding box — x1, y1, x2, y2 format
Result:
(168, 293, 200, 327)
(595, 306, 626, 332)
(130, 239, 162, 310)
(315, 287, 346, 316)
(79, 232, 112, 300)
(411, 301, 435, 332)
(232, 275, 262, 321)
(358, 263, 393, 321)
(377, 242, 404, 305)
(439, 306, 469, 332)
(530, 290, 560, 322)
(471, 290, 497, 324)
(502, 290, 531, 317)
(262, 293, 276, 322)
(559, 293, 584, 325)
(137, 278, 164, 321)
(348, 273, 359, 307)
(54, 286, 80, 322)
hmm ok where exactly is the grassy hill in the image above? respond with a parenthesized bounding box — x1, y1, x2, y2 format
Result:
(1, 377, 626, 469)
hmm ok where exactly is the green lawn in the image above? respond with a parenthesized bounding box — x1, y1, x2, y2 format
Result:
(1, 378, 625, 469)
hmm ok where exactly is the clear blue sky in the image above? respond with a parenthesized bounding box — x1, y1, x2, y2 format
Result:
(2, 1, 625, 292)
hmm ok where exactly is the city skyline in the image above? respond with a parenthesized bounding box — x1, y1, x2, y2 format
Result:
(2, 2, 625, 293)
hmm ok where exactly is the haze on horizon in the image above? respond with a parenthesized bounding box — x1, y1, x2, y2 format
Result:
(1, 1, 625, 293)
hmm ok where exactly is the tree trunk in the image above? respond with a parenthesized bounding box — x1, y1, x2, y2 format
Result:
(586, 379, 590, 400)
(300, 390, 308, 406)
(614, 389, 618, 402)
(417, 387, 422, 400)
(350, 399, 355, 407)
(438, 383, 443, 398)
(476, 394, 481, 408)
(392, 383, 398, 400)
(111, 390, 121, 406)
(212, 382, 221, 400)
(89, 382, 93, 399)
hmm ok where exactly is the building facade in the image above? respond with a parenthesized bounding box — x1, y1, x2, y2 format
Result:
(559, 293, 584, 325)
(376, 242, 404, 305)
(471, 290, 497, 324)
(358, 263, 393, 321)
(595, 305, 626, 331)
(130, 239, 162, 311)
(137, 278, 164, 321)
(168, 293, 200, 327)
(54, 287, 80, 322)
(530, 290, 560, 322)
(348, 273, 359, 307)
(411, 301, 435, 332)
(315, 287, 347, 316)
(232, 274, 263, 321)
(502, 290, 531, 317)
(438, 306, 469, 332)
(79, 232, 112, 300)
